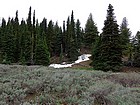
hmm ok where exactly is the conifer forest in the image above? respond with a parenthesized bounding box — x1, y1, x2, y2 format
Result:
(0, 4, 140, 71)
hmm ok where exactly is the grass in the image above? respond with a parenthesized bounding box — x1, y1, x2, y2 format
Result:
(0, 64, 140, 105)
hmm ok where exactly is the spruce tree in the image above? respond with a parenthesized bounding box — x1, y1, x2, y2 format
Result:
(0, 18, 7, 63)
(62, 21, 66, 53)
(3, 18, 15, 63)
(54, 22, 63, 56)
(35, 19, 50, 65)
(26, 6, 32, 63)
(19, 19, 27, 64)
(31, 10, 36, 64)
(133, 31, 140, 67)
(69, 11, 79, 61)
(120, 17, 131, 57)
(47, 20, 54, 56)
(93, 4, 122, 72)
(65, 17, 71, 55)
(35, 39, 50, 66)
(14, 10, 20, 62)
(84, 13, 99, 48)
(76, 19, 82, 49)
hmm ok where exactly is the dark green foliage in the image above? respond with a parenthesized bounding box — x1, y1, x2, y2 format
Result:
(84, 13, 99, 48)
(92, 4, 122, 72)
(0, 7, 51, 65)
(47, 20, 55, 56)
(62, 21, 66, 53)
(2, 18, 16, 63)
(54, 22, 63, 56)
(65, 11, 79, 61)
(92, 36, 102, 69)
(133, 31, 140, 67)
(120, 17, 131, 56)
(19, 19, 28, 63)
(35, 39, 50, 66)
(14, 11, 20, 62)
(76, 19, 82, 49)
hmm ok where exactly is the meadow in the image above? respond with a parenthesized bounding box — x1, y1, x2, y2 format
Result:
(0, 64, 140, 105)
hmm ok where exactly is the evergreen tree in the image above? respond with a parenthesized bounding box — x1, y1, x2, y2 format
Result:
(0, 18, 7, 63)
(54, 22, 63, 56)
(62, 21, 66, 53)
(76, 19, 82, 49)
(31, 10, 36, 64)
(40, 18, 47, 41)
(84, 13, 99, 48)
(14, 10, 20, 62)
(47, 20, 55, 56)
(69, 10, 79, 61)
(133, 31, 140, 67)
(19, 19, 27, 64)
(26, 6, 32, 62)
(93, 4, 122, 72)
(3, 18, 15, 63)
(120, 17, 131, 57)
(35, 39, 50, 66)
(65, 16, 71, 55)
(92, 36, 102, 69)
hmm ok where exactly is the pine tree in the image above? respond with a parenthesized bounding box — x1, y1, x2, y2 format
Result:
(65, 11, 79, 61)
(31, 10, 36, 64)
(92, 35, 102, 69)
(65, 16, 71, 55)
(133, 31, 140, 67)
(120, 17, 131, 57)
(26, 6, 32, 63)
(84, 13, 99, 48)
(19, 19, 27, 64)
(47, 20, 55, 56)
(76, 19, 82, 49)
(54, 22, 63, 56)
(69, 10, 79, 61)
(62, 21, 66, 53)
(2, 18, 15, 63)
(0, 18, 7, 63)
(35, 38, 50, 66)
(34, 19, 50, 65)
(93, 4, 122, 72)
(14, 10, 20, 62)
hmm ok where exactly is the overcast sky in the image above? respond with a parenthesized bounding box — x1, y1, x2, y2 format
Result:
(0, 0, 140, 35)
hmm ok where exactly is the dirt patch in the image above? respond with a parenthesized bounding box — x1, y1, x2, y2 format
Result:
(72, 60, 92, 68)
(121, 66, 140, 72)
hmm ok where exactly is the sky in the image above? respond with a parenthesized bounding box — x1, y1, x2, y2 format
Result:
(0, 0, 140, 35)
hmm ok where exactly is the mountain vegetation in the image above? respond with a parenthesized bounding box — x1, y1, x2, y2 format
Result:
(0, 4, 140, 71)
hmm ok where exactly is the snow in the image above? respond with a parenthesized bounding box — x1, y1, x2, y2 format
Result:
(49, 54, 91, 68)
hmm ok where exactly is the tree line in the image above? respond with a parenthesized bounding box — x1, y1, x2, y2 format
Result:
(0, 6, 98, 66)
(0, 4, 140, 71)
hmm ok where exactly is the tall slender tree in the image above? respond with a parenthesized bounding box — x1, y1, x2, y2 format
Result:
(120, 17, 131, 57)
(84, 13, 99, 48)
(26, 6, 32, 62)
(76, 19, 82, 49)
(14, 10, 20, 62)
(133, 31, 140, 67)
(47, 20, 54, 56)
(93, 4, 122, 72)
(31, 10, 36, 64)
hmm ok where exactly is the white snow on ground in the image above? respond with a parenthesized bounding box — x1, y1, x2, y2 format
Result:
(49, 54, 91, 68)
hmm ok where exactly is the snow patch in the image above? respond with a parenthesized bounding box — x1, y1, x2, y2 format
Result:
(49, 54, 91, 68)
